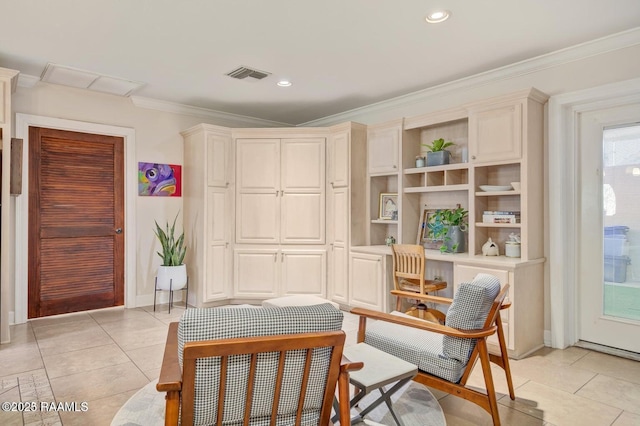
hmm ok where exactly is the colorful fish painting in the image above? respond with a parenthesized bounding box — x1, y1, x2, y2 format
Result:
(138, 162, 182, 196)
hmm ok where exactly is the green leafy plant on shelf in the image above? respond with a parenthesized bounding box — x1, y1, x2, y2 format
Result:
(428, 206, 468, 253)
(421, 137, 455, 152)
(154, 213, 187, 266)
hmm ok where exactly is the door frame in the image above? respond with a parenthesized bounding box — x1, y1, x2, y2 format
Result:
(14, 114, 136, 324)
(548, 77, 640, 349)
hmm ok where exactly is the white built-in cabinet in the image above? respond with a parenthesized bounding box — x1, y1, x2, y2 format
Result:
(367, 121, 400, 174)
(233, 131, 328, 299)
(468, 100, 522, 163)
(182, 124, 233, 306)
(327, 123, 367, 306)
(235, 138, 325, 244)
(454, 260, 543, 359)
(349, 250, 393, 311)
(233, 249, 327, 298)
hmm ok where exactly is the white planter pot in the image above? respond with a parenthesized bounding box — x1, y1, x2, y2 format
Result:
(156, 264, 187, 290)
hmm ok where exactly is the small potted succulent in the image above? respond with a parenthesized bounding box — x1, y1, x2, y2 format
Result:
(154, 212, 187, 290)
(422, 138, 455, 166)
(428, 206, 468, 253)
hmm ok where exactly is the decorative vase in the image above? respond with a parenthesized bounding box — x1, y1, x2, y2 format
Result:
(427, 150, 451, 166)
(156, 264, 188, 290)
(415, 156, 426, 168)
(444, 226, 465, 253)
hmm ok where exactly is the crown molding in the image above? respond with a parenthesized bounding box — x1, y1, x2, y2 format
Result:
(16, 73, 39, 89)
(130, 96, 292, 128)
(300, 26, 640, 127)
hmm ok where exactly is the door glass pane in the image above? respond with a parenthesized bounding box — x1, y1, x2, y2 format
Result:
(602, 124, 640, 321)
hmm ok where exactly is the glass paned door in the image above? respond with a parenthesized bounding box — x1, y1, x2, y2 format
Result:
(602, 124, 640, 322)
(578, 102, 640, 354)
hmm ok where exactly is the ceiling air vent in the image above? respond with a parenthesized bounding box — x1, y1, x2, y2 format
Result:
(225, 66, 271, 81)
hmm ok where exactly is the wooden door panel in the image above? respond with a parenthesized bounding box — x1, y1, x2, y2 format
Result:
(29, 127, 124, 318)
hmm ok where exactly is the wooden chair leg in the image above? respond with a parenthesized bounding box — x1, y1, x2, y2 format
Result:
(337, 370, 351, 426)
(477, 339, 501, 426)
(495, 317, 515, 400)
(164, 390, 180, 426)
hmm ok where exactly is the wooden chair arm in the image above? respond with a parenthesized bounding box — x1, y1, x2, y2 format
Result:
(340, 355, 364, 374)
(351, 307, 497, 339)
(390, 290, 453, 306)
(156, 322, 182, 426)
(157, 322, 183, 393)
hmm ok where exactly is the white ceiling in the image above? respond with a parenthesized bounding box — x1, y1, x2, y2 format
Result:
(1, 0, 639, 125)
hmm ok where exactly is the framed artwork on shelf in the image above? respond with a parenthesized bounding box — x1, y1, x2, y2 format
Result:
(378, 193, 398, 220)
(417, 208, 443, 249)
(417, 204, 462, 249)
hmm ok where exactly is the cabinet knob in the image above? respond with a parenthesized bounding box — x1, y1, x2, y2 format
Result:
(471, 155, 476, 160)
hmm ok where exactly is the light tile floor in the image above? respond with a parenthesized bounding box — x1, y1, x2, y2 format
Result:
(0, 304, 639, 426)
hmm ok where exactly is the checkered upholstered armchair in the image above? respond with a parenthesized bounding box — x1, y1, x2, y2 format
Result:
(352, 273, 515, 426)
(157, 304, 362, 426)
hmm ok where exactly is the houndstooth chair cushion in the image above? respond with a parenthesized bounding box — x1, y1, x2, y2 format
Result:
(365, 273, 500, 383)
(178, 304, 343, 426)
(442, 273, 500, 363)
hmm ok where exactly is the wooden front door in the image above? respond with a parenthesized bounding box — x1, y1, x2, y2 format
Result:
(28, 127, 125, 318)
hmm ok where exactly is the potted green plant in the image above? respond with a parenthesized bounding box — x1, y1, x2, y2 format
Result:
(422, 138, 455, 166)
(428, 206, 468, 253)
(154, 212, 187, 290)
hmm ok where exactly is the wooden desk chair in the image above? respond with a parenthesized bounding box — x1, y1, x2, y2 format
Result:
(390, 244, 447, 322)
(353, 274, 515, 426)
(157, 304, 363, 426)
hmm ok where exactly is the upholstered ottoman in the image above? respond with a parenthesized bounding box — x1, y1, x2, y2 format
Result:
(262, 294, 340, 309)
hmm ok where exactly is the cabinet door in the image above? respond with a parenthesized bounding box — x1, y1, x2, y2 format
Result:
(205, 188, 230, 301)
(233, 249, 279, 297)
(206, 132, 230, 187)
(281, 138, 325, 192)
(281, 249, 326, 296)
(454, 264, 514, 350)
(349, 252, 384, 310)
(329, 187, 349, 304)
(469, 102, 522, 163)
(329, 245, 348, 304)
(280, 138, 325, 244)
(236, 139, 280, 243)
(331, 188, 348, 245)
(329, 131, 349, 188)
(281, 193, 324, 243)
(367, 126, 399, 174)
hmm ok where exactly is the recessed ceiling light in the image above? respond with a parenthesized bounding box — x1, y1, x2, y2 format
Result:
(425, 10, 451, 23)
(277, 80, 292, 87)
